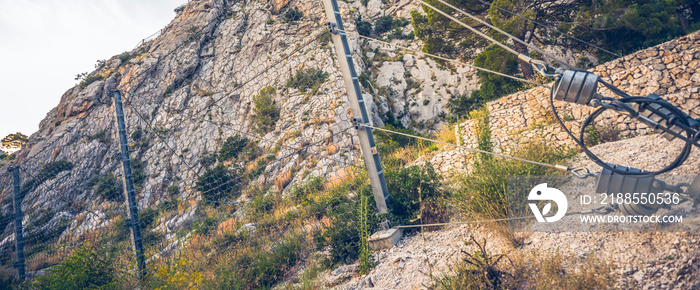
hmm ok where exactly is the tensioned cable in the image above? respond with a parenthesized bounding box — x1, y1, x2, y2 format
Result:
(336, 28, 548, 88)
(117, 31, 327, 175)
(419, 0, 575, 70)
(395, 209, 606, 228)
(474, 0, 621, 59)
(412, 0, 691, 176)
(124, 93, 357, 205)
(420, 0, 630, 97)
(124, 90, 355, 173)
(357, 122, 587, 175)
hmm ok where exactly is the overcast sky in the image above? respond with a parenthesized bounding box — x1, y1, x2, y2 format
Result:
(0, 0, 187, 139)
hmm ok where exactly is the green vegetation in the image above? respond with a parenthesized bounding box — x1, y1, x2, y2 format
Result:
(374, 15, 395, 34)
(206, 235, 303, 289)
(252, 86, 280, 134)
(92, 173, 124, 202)
(166, 184, 180, 196)
(412, 0, 700, 68)
(454, 140, 574, 222)
(79, 75, 104, 89)
(286, 68, 329, 93)
(196, 164, 240, 205)
(446, 45, 522, 119)
(356, 18, 372, 37)
(386, 164, 447, 227)
(218, 135, 253, 161)
(283, 8, 303, 23)
(199, 151, 217, 167)
(130, 158, 147, 188)
(174, 4, 185, 14)
(374, 15, 409, 35)
(319, 29, 332, 48)
(372, 15, 413, 40)
(314, 183, 379, 266)
(117, 52, 132, 64)
(1, 132, 28, 149)
(584, 124, 621, 146)
(31, 246, 123, 289)
(130, 127, 143, 141)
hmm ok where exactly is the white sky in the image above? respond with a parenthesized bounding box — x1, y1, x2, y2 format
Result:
(0, 0, 188, 139)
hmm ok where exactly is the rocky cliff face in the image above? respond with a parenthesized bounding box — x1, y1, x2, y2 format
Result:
(0, 0, 484, 257)
(3, 0, 692, 275)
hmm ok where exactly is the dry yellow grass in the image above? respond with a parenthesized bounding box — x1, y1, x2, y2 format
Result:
(435, 123, 457, 149)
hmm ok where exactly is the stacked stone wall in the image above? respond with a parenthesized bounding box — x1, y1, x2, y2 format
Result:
(465, 31, 700, 152)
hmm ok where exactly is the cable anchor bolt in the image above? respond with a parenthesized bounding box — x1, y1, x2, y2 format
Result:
(327, 22, 339, 34)
(518, 54, 558, 78)
(556, 164, 595, 179)
(591, 204, 616, 215)
(352, 117, 363, 129)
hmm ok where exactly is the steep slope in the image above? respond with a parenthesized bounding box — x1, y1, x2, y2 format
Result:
(0, 0, 484, 277)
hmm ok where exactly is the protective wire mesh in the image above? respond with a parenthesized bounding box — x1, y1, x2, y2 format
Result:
(0, 0, 384, 287)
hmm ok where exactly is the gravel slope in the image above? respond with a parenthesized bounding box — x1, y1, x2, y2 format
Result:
(327, 134, 700, 289)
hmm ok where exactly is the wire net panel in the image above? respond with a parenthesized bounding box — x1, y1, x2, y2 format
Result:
(0, 0, 381, 286)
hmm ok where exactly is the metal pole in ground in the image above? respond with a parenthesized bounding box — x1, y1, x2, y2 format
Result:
(321, 0, 393, 231)
(10, 166, 25, 281)
(111, 90, 146, 279)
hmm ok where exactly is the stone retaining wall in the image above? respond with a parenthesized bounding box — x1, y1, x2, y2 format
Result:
(426, 31, 700, 175)
(468, 31, 700, 152)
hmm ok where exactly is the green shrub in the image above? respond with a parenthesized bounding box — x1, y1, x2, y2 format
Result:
(374, 15, 394, 34)
(357, 19, 372, 36)
(314, 185, 379, 266)
(283, 8, 303, 23)
(286, 68, 329, 93)
(142, 230, 164, 249)
(196, 164, 240, 205)
(454, 141, 574, 220)
(252, 86, 280, 134)
(94, 173, 124, 202)
(319, 29, 332, 48)
(245, 188, 278, 221)
(167, 184, 180, 196)
(207, 235, 303, 289)
(199, 151, 217, 167)
(130, 127, 143, 141)
(583, 124, 621, 146)
(373, 16, 410, 36)
(218, 135, 254, 161)
(138, 208, 158, 230)
(130, 158, 147, 188)
(447, 45, 522, 119)
(0, 275, 18, 290)
(31, 246, 121, 289)
(194, 216, 218, 236)
(385, 163, 447, 226)
(373, 125, 428, 167)
(290, 176, 324, 203)
(79, 75, 104, 89)
(446, 94, 481, 118)
(174, 4, 186, 14)
(117, 52, 131, 64)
